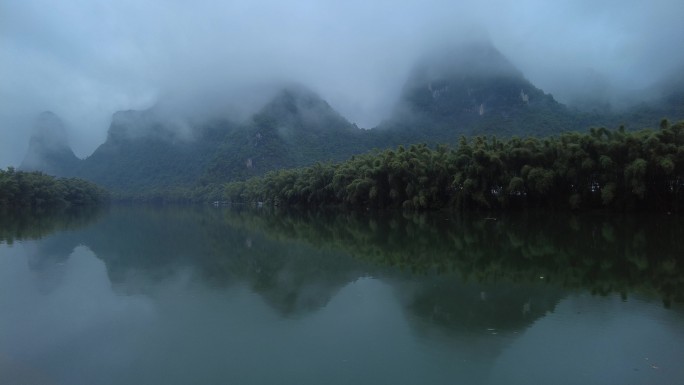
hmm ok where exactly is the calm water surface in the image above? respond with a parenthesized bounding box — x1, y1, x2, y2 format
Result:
(1, 206, 683, 385)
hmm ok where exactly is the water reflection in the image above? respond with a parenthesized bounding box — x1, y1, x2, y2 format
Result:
(0, 245, 154, 385)
(1, 206, 683, 384)
(220, 208, 684, 306)
(489, 295, 684, 385)
(0, 206, 102, 244)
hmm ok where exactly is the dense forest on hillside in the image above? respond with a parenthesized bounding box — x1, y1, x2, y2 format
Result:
(222, 120, 684, 211)
(0, 168, 109, 209)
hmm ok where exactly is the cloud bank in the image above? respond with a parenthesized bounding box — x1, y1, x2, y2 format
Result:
(1, 0, 683, 166)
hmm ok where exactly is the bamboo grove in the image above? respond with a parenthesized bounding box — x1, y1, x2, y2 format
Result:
(224, 120, 684, 211)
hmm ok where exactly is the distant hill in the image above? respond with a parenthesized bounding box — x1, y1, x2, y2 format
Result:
(21, 86, 374, 194)
(379, 41, 579, 140)
(617, 74, 684, 129)
(20, 112, 80, 176)
(75, 109, 221, 193)
(19, 41, 684, 197)
(200, 86, 372, 183)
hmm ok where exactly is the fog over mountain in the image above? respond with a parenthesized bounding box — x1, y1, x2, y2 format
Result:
(1, 0, 684, 167)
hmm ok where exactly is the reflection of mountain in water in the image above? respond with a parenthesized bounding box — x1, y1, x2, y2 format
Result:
(11, 206, 368, 316)
(393, 277, 562, 336)
(5, 206, 684, 385)
(1, 207, 104, 294)
(6, 206, 682, 335)
(225, 209, 684, 307)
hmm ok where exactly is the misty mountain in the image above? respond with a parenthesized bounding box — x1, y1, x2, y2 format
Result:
(20, 112, 80, 176)
(201, 86, 372, 183)
(630, 71, 684, 125)
(381, 41, 577, 139)
(23, 86, 373, 194)
(75, 109, 231, 193)
(19, 41, 684, 197)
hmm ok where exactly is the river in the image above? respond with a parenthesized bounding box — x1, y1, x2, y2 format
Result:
(1, 206, 683, 384)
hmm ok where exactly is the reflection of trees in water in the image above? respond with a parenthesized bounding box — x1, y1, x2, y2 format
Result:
(6, 206, 368, 316)
(1, 207, 105, 294)
(223, 209, 684, 306)
(0, 206, 103, 245)
(6, 206, 682, 332)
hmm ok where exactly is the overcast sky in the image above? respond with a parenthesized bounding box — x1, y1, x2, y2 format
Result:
(2, 0, 683, 167)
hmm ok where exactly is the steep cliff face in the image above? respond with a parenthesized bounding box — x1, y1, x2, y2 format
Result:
(20, 111, 80, 176)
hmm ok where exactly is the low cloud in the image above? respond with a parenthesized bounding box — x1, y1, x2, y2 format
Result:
(1, 0, 683, 166)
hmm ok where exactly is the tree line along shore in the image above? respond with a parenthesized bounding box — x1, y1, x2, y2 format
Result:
(0, 168, 109, 209)
(222, 120, 684, 211)
(5, 120, 683, 212)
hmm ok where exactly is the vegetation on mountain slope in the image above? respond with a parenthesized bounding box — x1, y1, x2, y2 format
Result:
(222, 120, 684, 211)
(17, 43, 684, 199)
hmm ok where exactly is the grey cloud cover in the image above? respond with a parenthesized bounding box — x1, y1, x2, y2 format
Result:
(1, 0, 683, 167)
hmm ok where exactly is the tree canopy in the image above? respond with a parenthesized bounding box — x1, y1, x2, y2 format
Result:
(222, 121, 684, 212)
(0, 168, 109, 209)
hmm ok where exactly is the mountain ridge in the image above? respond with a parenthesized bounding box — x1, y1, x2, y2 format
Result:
(19, 41, 684, 196)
